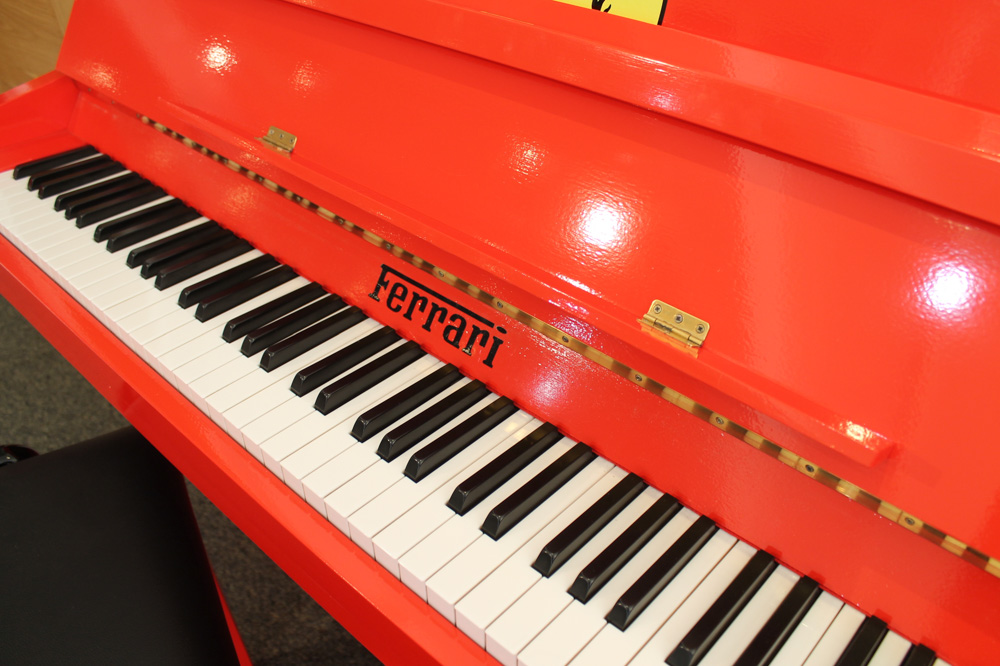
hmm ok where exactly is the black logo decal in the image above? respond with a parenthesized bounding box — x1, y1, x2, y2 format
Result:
(369, 265, 506, 368)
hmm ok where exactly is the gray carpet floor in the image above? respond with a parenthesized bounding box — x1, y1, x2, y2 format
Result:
(0, 295, 382, 665)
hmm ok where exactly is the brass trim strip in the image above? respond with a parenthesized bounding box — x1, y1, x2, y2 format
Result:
(139, 115, 1000, 581)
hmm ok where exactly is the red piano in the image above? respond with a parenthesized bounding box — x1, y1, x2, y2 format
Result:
(2, 0, 998, 664)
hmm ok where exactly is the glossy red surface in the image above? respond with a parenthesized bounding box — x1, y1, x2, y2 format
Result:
(2, 0, 999, 662)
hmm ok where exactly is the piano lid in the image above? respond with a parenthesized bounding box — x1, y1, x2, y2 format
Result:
(54, 0, 1000, 559)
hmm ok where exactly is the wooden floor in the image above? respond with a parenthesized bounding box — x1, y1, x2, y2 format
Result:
(0, 0, 74, 93)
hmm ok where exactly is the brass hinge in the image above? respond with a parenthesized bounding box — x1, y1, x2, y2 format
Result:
(258, 126, 297, 153)
(640, 300, 710, 347)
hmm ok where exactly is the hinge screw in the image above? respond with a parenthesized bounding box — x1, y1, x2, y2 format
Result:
(674, 314, 684, 324)
(653, 304, 662, 314)
(696, 324, 705, 334)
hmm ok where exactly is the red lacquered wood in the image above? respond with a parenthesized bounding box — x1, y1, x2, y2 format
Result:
(279, 0, 1000, 227)
(50, 0, 1000, 565)
(0, 0, 997, 662)
(32, 101, 997, 664)
(0, 226, 496, 666)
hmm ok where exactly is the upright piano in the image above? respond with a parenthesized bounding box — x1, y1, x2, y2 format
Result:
(2, 0, 998, 664)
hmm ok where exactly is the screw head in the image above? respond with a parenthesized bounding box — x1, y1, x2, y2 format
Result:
(715, 416, 725, 425)
(634, 374, 642, 382)
(696, 324, 706, 334)
(905, 517, 916, 526)
(805, 464, 816, 473)
(674, 314, 684, 324)
(561, 336, 569, 343)
(653, 304, 662, 314)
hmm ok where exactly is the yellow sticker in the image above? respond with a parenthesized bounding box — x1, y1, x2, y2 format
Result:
(552, 0, 667, 25)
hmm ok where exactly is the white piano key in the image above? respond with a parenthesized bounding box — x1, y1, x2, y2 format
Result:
(567, 530, 736, 666)
(698, 565, 800, 666)
(83, 219, 212, 304)
(256, 368, 441, 470)
(629, 541, 757, 666)
(427, 455, 616, 626)
(222, 322, 396, 444)
(453, 467, 635, 648)
(344, 389, 516, 555)
(342, 407, 538, 549)
(186, 350, 263, 411)
(800, 604, 866, 666)
(156, 282, 308, 378)
(398, 437, 576, 600)
(118, 253, 263, 339)
(281, 356, 465, 505)
(169, 278, 310, 383)
(371, 412, 551, 578)
(512, 508, 701, 666)
(278, 382, 500, 497)
(768, 591, 843, 666)
(205, 319, 381, 433)
(67, 256, 136, 290)
(867, 631, 913, 666)
(240, 336, 415, 451)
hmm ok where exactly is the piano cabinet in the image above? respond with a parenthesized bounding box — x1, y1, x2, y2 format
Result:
(2, 0, 1000, 663)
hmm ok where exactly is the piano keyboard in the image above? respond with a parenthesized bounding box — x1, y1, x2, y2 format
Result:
(0, 146, 948, 666)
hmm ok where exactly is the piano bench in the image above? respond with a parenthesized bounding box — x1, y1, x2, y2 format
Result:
(0, 427, 244, 666)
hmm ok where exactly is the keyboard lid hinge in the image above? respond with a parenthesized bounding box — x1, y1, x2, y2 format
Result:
(258, 126, 297, 154)
(639, 300, 710, 348)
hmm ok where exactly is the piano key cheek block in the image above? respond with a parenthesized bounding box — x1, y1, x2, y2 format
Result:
(2, 0, 999, 664)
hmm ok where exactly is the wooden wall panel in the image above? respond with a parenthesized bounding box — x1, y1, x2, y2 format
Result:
(0, 0, 75, 92)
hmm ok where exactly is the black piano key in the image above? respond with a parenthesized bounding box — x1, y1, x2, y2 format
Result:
(35, 160, 126, 198)
(93, 198, 189, 240)
(666, 550, 778, 666)
(481, 442, 598, 541)
(126, 221, 221, 268)
(178, 255, 280, 309)
(104, 206, 205, 252)
(242, 294, 347, 357)
(56, 173, 143, 213)
(63, 176, 146, 218)
(607, 515, 717, 631)
(901, 644, 938, 666)
(532, 472, 646, 577)
(194, 266, 298, 322)
(139, 229, 235, 277)
(313, 341, 425, 414)
(260, 304, 372, 372)
(223, 282, 326, 343)
(833, 616, 889, 666)
(26, 154, 110, 190)
(13, 145, 97, 179)
(74, 184, 167, 227)
(377, 380, 491, 462)
(290, 324, 396, 395)
(153, 238, 252, 289)
(569, 493, 681, 603)
(733, 576, 820, 666)
(403, 396, 518, 482)
(351, 364, 463, 441)
(448, 422, 563, 517)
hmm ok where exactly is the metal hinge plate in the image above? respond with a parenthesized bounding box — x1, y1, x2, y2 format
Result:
(640, 300, 710, 347)
(259, 126, 297, 153)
